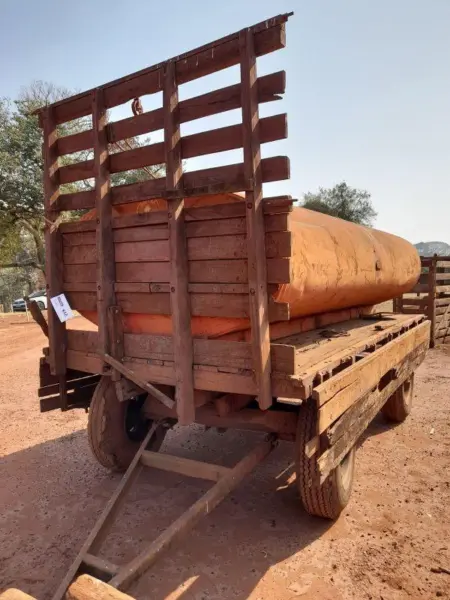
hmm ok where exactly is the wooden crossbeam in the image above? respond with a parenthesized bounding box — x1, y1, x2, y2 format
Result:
(240, 29, 272, 410)
(164, 60, 195, 425)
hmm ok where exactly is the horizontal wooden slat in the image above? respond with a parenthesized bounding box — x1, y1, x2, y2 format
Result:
(436, 285, 450, 294)
(140, 450, 231, 481)
(58, 196, 293, 234)
(65, 289, 289, 320)
(39, 17, 289, 125)
(411, 283, 429, 293)
(108, 71, 286, 146)
(63, 231, 290, 265)
(66, 330, 296, 374)
(56, 156, 290, 210)
(64, 257, 290, 284)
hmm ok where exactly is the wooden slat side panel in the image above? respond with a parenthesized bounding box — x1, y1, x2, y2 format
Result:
(41, 17, 289, 125)
(62, 231, 291, 264)
(64, 257, 291, 285)
(55, 156, 290, 211)
(107, 71, 286, 146)
(314, 321, 431, 434)
(66, 330, 296, 374)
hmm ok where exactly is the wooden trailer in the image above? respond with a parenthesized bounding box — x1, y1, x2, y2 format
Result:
(31, 12, 431, 599)
(394, 255, 450, 347)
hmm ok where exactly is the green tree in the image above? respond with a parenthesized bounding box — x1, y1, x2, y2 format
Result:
(0, 81, 163, 277)
(302, 181, 377, 227)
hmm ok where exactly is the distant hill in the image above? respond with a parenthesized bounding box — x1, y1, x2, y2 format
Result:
(414, 241, 450, 257)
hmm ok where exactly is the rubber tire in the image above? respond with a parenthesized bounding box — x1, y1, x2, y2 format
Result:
(88, 377, 166, 472)
(295, 399, 355, 520)
(382, 374, 414, 423)
(37, 301, 45, 310)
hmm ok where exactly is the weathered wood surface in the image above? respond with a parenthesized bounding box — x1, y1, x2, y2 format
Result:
(42, 107, 67, 377)
(56, 71, 285, 156)
(58, 114, 287, 184)
(0, 589, 36, 600)
(278, 313, 425, 399)
(140, 450, 231, 482)
(317, 341, 428, 482)
(56, 156, 290, 211)
(314, 320, 430, 434)
(36, 15, 290, 125)
(108, 436, 277, 590)
(65, 575, 135, 600)
(66, 330, 296, 373)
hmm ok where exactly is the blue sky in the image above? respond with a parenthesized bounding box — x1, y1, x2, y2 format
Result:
(1, 0, 449, 244)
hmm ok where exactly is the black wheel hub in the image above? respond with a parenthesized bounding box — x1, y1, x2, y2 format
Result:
(125, 394, 150, 442)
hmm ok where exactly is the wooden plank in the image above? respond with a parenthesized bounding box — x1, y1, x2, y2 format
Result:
(50, 423, 160, 600)
(140, 450, 230, 481)
(436, 285, 450, 294)
(66, 575, 135, 600)
(164, 60, 194, 426)
(103, 354, 175, 409)
(240, 28, 272, 411)
(66, 330, 295, 374)
(428, 259, 437, 347)
(42, 16, 289, 125)
(318, 343, 428, 482)
(64, 257, 290, 286)
(58, 196, 293, 234)
(58, 114, 287, 185)
(55, 156, 290, 211)
(92, 88, 117, 363)
(314, 321, 430, 434)
(42, 107, 67, 379)
(108, 436, 277, 590)
(107, 71, 285, 146)
(26, 298, 49, 337)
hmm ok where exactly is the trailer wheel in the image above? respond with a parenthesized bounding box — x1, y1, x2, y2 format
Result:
(88, 377, 167, 472)
(295, 400, 355, 520)
(382, 374, 414, 423)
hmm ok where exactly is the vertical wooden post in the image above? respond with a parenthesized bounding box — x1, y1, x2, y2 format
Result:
(93, 89, 120, 370)
(429, 257, 437, 347)
(163, 61, 195, 425)
(42, 108, 67, 398)
(239, 29, 272, 410)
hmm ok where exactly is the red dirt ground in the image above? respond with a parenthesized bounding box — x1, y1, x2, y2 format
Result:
(0, 315, 449, 600)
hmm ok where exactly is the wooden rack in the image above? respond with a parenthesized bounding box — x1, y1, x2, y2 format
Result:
(37, 13, 293, 423)
(394, 255, 450, 347)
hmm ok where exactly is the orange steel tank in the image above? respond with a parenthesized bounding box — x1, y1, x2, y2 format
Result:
(79, 195, 420, 338)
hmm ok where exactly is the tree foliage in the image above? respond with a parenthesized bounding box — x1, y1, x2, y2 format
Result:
(302, 182, 377, 227)
(0, 81, 163, 281)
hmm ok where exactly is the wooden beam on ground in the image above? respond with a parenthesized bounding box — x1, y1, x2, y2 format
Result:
(42, 107, 67, 408)
(66, 575, 135, 600)
(0, 590, 36, 600)
(164, 60, 195, 425)
(108, 435, 277, 590)
(141, 450, 231, 481)
(240, 28, 272, 410)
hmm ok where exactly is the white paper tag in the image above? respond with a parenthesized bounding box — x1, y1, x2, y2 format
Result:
(50, 294, 74, 323)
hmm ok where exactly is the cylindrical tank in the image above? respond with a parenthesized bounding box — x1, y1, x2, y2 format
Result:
(79, 196, 420, 338)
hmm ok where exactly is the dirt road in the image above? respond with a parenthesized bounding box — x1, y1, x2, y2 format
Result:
(0, 316, 449, 600)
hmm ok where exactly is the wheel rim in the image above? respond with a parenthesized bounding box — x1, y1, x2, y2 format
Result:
(124, 394, 150, 442)
(403, 376, 413, 408)
(337, 448, 354, 492)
